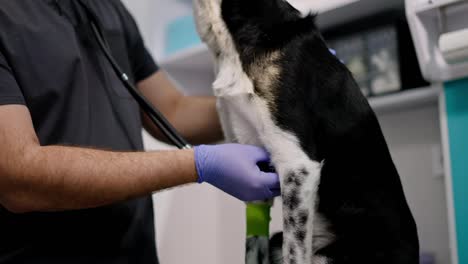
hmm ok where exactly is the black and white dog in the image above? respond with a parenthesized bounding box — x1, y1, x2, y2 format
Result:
(194, 0, 419, 263)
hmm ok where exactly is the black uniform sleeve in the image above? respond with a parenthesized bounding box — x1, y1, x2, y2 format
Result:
(114, 1, 159, 83)
(0, 50, 25, 106)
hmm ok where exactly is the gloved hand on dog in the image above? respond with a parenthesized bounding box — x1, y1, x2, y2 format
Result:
(194, 144, 281, 201)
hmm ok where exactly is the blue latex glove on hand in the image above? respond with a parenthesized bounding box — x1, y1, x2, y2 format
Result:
(194, 144, 280, 202)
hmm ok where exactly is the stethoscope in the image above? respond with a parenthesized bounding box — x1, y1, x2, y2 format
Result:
(76, 0, 192, 150)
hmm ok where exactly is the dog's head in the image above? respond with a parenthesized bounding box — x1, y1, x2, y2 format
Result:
(195, 0, 318, 60)
(223, 0, 317, 53)
(194, 0, 326, 106)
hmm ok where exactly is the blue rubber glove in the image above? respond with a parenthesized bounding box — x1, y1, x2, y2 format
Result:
(194, 144, 281, 201)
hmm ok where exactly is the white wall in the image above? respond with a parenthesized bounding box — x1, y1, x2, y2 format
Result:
(120, 0, 157, 50)
(289, 0, 359, 13)
(379, 105, 450, 263)
(121, 0, 193, 59)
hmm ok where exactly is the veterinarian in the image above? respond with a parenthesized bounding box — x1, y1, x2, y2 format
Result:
(0, 1, 280, 263)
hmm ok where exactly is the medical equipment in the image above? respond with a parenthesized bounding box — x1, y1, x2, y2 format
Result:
(406, 0, 468, 82)
(77, 0, 191, 150)
(439, 28, 468, 65)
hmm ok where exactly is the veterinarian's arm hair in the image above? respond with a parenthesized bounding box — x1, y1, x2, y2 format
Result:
(138, 71, 223, 144)
(0, 105, 198, 214)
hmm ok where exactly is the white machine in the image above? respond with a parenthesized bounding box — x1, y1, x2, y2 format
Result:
(406, 0, 468, 82)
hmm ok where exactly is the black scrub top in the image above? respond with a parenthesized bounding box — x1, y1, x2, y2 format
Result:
(0, 1, 159, 263)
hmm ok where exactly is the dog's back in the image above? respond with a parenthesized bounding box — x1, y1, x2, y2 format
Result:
(270, 21, 419, 264)
(195, 0, 419, 263)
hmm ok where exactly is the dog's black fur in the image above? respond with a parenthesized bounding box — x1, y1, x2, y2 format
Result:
(219, 1, 420, 263)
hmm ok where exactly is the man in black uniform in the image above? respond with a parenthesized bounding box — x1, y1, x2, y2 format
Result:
(0, 1, 280, 263)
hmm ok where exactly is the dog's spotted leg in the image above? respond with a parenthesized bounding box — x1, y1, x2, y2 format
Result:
(282, 164, 322, 264)
(252, 97, 324, 264)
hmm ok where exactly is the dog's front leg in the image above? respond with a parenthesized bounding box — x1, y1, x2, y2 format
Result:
(280, 162, 322, 264)
(252, 96, 325, 264)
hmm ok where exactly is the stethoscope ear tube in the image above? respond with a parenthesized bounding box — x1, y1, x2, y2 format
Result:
(77, 0, 192, 150)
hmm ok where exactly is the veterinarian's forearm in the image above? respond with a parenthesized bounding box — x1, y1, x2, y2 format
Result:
(138, 71, 222, 145)
(171, 96, 223, 144)
(0, 146, 197, 213)
(144, 95, 223, 145)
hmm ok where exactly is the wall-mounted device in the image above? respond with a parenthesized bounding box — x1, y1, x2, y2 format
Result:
(406, 0, 468, 82)
(439, 28, 468, 65)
